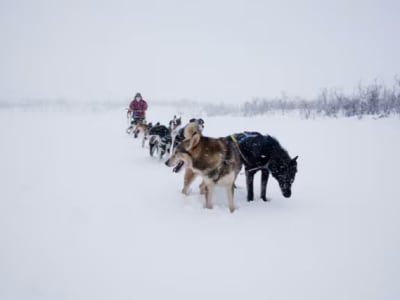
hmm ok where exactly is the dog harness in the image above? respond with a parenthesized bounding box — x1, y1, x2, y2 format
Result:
(230, 133, 270, 173)
(179, 138, 236, 184)
(208, 138, 236, 183)
(230, 134, 251, 165)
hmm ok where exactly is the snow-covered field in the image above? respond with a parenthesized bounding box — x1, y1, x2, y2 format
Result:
(0, 105, 399, 300)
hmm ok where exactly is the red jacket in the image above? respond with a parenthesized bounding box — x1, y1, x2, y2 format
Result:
(129, 100, 148, 119)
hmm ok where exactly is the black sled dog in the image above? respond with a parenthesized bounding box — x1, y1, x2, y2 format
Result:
(230, 132, 298, 201)
(148, 124, 172, 159)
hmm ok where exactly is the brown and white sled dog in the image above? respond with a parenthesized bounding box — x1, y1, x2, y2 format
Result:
(170, 122, 205, 195)
(165, 123, 242, 213)
(133, 122, 153, 147)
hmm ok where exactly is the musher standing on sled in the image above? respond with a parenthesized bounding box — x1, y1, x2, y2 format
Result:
(128, 92, 148, 124)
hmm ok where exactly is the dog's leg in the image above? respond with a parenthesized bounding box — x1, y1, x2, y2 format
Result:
(149, 142, 155, 157)
(204, 184, 213, 209)
(155, 138, 160, 157)
(153, 142, 158, 157)
(245, 169, 256, 201)
(182, 169, 196, 195)
(142, 135, 146, 148)
(134, 128, 139, 138)
(159, 144, 165, 160)
(226, 184, 235, 213)
(199, 180, 206, 195)
(260, 169, 270, 201)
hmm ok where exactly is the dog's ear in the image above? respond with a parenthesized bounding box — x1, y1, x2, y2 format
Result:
(188, 132, 200, 150)
(184, 123, 200, 140)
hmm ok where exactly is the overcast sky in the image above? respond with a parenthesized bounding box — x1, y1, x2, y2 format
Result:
(1, 0, 399, 103)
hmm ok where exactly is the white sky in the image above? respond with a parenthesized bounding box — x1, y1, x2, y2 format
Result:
(1, 0, 399, 103)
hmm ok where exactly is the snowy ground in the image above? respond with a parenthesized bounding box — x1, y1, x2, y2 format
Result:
(0, 105, 399, 300)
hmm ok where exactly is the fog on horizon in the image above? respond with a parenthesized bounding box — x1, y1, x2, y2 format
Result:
(1, 0, 399, 104)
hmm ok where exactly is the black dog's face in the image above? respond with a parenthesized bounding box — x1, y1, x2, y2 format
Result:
(189, 118, 204, 125)
(173, 130, 185, 149)
(273, 156, 298, 198)
(189, 118, 205, 131)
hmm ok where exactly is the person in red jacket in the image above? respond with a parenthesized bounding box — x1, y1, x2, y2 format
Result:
(128, 92, 148, 124)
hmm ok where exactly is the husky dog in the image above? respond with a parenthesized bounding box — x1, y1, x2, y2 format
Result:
(126, 118, 145, 135)
(133, 122, 153, 147)
(168, 115, 182, 132)
(230, 132, 298, 201)
(168, 119, 207, 194)
(165, 123, 242, 213)
(171, 118, 205, 156)
(169, 116, 182, 152)
(148, 124, 172, 159)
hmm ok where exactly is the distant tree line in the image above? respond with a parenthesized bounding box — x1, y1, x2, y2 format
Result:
(241, 78, 400, 119)
(2, 78, 400, 119)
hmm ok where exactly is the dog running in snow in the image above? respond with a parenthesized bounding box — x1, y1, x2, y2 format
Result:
(133, 122, 153, 147)
(126, 118, 146, 135)
(170, 118, 205, 156)
(148, 124, 172, 159)
(168, 118, 207, 195)
(168, 115, 182, 132)
(169, 116, 182, 153)
(165, 122, 242, 213)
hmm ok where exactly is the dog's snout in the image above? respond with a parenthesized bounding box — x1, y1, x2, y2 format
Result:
(165, 160, 170, 166)
(283, 190, 291, 198)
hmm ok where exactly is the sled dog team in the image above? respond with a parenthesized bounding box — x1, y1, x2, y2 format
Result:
(127, 116, 298, 213)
